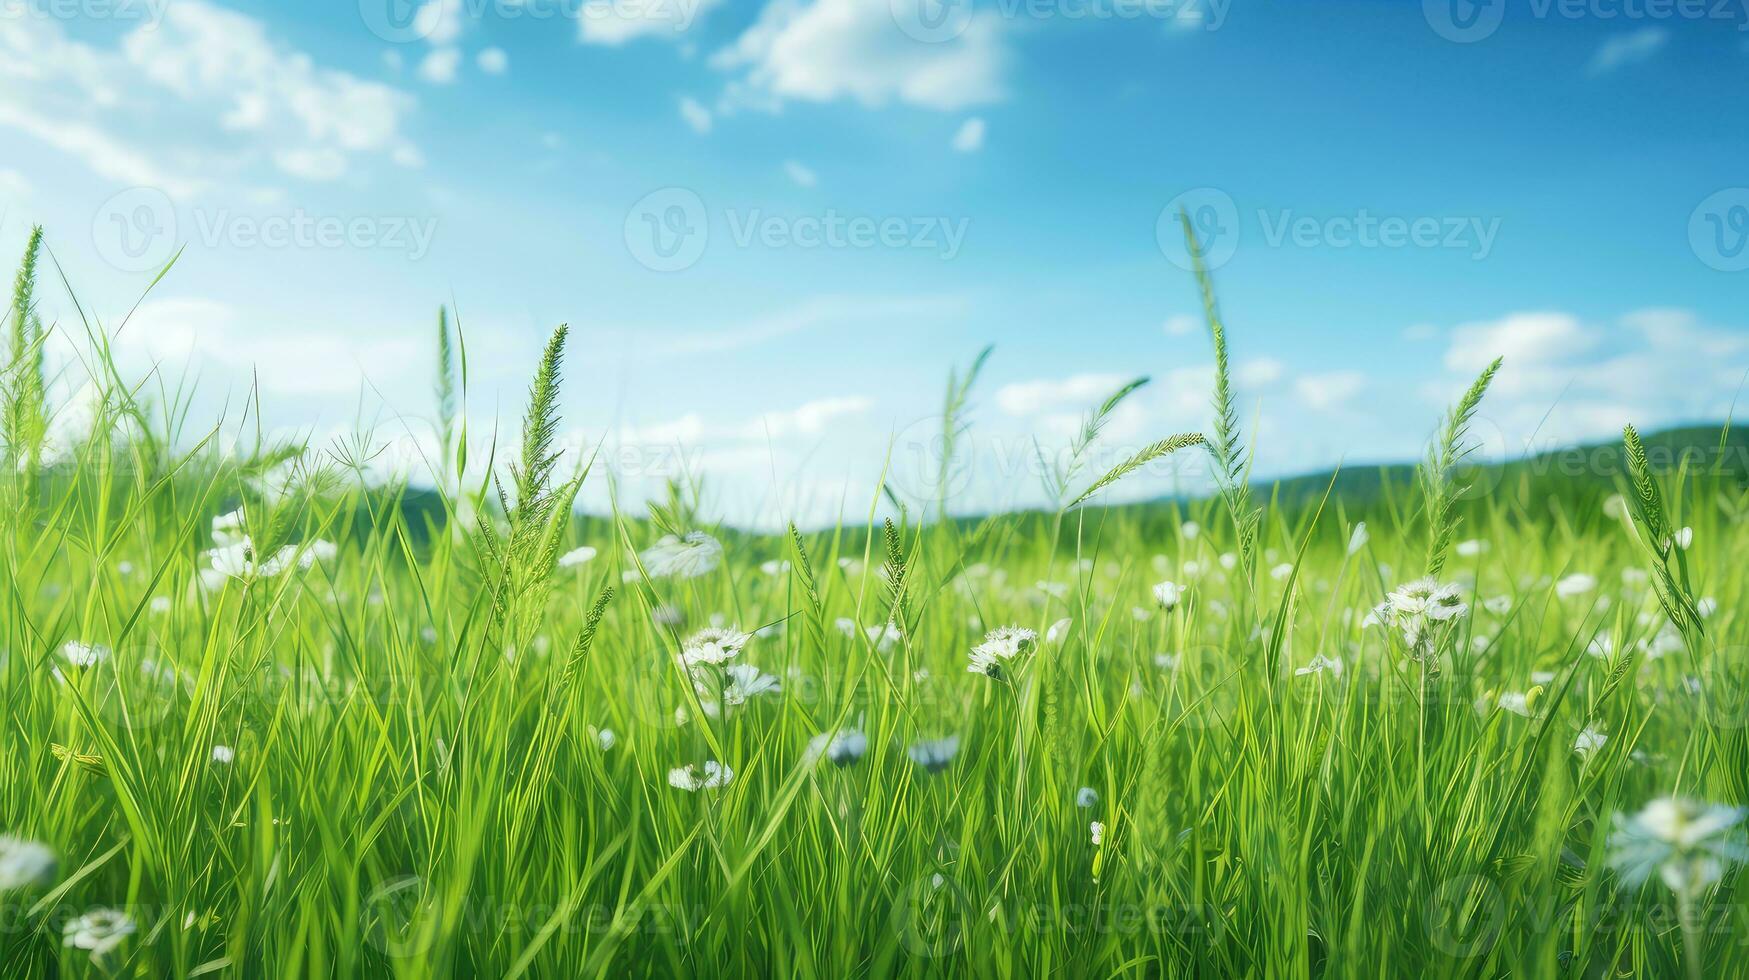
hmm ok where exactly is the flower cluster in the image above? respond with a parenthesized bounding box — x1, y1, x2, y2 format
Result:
(967, 626, 1038, 678)
(1608, 798, 1748, 899)
(1368, 577, 1468, 661)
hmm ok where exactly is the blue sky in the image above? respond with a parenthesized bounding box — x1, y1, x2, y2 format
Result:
(2, 0, 1747, 527)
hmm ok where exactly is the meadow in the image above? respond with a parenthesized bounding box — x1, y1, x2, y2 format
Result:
(2, 222, 1746, 979)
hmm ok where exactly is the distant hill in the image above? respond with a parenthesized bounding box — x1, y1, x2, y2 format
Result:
(1257, 424, 1749, 511)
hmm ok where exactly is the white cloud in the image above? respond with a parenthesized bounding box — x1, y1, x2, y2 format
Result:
(419, 48, 463, 84)
(1445, 311, 1593, 378)
(273, 147, 348, 181)
(580, 0, 720, 45)
(712, 0, 1007, 112)
(113, 298, 424, 397)
(477, 47, 509, 74)
(741, 396, 872, 438)
(1294, 370, 1366, 410)
(1237, 358, 1284, 387)
(952, 117, 986, 153)
(1402, 322, 1437, 342)
(1163, 314, 1198, 337)
(679, 96, 713, 133)
(996, 373, 1129, 416)
(1588, 27, 1668, 75)
(414, 0, 468, 46)
(0, 3, 419, 191)
(0, 168, 29, 201)
(1433, 307, 1748, 451)
(783, 160, 818, 188)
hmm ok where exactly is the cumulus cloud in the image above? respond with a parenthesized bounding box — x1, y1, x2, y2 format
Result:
(996, 373, 1131, 417)
(783, 160, 818, 187)
(712, 0, 1007, 111)
(477, 47, 509, 74)
(109, 298, 425, 397)
(0, 2, 419, 192)
(1163, 314, 1199, 336)
(1294, 370, 1367, 410)
(1434, 307, 1748, 450)
(419, 48, 463, 84)
(580, 0, 721, 45)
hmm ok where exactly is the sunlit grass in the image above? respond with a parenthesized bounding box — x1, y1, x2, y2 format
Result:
(1, 226, 1746, 978)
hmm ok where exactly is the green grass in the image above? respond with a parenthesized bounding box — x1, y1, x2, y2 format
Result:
(2, 231, 1747, 978)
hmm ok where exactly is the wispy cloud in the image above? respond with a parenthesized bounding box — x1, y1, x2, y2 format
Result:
(1588, 27, 1668, 75)
(711, 0, 1007, 112)
(633, 294, 971, 356)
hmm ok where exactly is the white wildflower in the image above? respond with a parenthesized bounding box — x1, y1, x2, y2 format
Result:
(1152, 580, 1186, 611)
(1574, 725, 1607, 761)
(679, 627, 750, 668)
(1555, 573, 1597, 598)
(210, 745, 234, 764)
(1608, 798, 1748, 898)
(907, 736, 960, 773)
(1076, 787, 1098, 808)
(1347, 522, 1368, 555)
(667, 760, 734, 791)
(59, 641, 110, 670)
(706, 663, 781, 706)
(1455, 539, 1487, 557)
(1670, 527, 1693, 551)
(210, 508, 247, 547)
(1378, 578, 1468, 659)
(557, 545, 597, 569)
(1294, 653, 1343, 678)
(1270, 563, 1293, 581)
(967, 626, 1037, 678)
(806, 728, 869, 767)
(0, 836, 55, 890)
(1045, 618, 1073, 645)
(1089, 821, 1105, 845)
(641, 532, 723, 579)
(63, 907, 135, 960)
(1180, 521, 1200, 540)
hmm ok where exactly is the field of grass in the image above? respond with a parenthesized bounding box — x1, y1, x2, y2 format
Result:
(3, 224, 1748, 979)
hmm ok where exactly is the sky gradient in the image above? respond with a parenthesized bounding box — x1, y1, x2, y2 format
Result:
(2, 0, 1747, 527)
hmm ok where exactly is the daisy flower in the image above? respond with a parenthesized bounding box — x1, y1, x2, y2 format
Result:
(679, 627, 750, 668)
